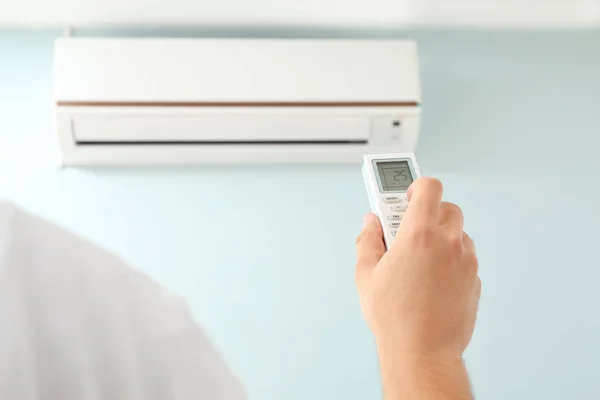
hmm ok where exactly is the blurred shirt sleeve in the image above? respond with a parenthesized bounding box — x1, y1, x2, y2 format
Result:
(0, 201, 246, 400)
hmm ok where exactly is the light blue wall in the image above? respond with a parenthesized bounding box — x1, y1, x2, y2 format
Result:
(1, 30, 600, 399)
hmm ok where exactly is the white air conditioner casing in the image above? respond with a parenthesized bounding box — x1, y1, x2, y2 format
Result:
(53, 38, 422, 165)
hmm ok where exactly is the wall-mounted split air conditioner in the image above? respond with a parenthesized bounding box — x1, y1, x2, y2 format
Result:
(53, 38, 422, 165)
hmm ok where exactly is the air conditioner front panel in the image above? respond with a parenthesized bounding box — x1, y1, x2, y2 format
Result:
(54, 38, 421, 104)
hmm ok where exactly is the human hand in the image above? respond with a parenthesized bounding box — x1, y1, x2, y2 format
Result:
(355, 177, 481, 364)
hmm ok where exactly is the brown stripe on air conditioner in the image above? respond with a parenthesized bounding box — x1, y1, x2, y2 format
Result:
(56, 101, 419, 107)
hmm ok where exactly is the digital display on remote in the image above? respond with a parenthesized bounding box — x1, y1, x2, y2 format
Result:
(376, 161, 413, 192)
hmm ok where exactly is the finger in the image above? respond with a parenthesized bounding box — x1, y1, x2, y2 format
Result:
(475, 276, 482, 298)
(356, 213, 386, 278)
(462, 231, 476, 254)
(470, 277, 482, 328)
(439, 202, 464, 233)
(404, 177, 443, 226)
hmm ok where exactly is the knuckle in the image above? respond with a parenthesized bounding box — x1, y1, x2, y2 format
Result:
(444, 202, 463, 217)
(462, 231, 474, 246)
(472, 276, 482, 300)
(449, 234, 464, 253)
(465, 252, 480, 276)
(419, 177, 443, 192)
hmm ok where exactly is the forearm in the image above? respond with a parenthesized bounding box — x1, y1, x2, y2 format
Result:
(377, 345, 473, 400)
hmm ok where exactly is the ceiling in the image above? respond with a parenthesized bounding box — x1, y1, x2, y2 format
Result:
(0, 0, 599, 28)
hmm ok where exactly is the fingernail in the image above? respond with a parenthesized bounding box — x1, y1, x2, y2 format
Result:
(363, 213, 378, 226)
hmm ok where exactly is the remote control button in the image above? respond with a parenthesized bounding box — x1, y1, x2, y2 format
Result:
(382, 196, 401, 203)
(391, 230, 397, 237)
(387, 214, 402, 221)
(389, 222, 401, 229)
(391, 204, 407, 212)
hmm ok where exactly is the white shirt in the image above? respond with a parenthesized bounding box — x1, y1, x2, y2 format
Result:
(0, 201, 246, 400)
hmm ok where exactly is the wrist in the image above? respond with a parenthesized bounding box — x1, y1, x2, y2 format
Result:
(375, 336, 463, 368)
(375, 343, 472, 400)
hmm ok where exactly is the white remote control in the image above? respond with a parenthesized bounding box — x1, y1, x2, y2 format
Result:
(362, 153, 421, 249)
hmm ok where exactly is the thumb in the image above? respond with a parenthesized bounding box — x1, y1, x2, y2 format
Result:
(356, 213, 386, 279)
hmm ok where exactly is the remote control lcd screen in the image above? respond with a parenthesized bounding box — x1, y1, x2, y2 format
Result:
(376, 161, 414, 192)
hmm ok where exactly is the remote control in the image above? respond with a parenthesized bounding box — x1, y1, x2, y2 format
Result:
(362, 153, 421, 249)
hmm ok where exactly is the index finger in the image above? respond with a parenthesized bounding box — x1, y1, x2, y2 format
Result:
(404, 177, 443, 226)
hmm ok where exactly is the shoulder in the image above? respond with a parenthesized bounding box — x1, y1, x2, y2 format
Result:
(0, 200, 246, 400)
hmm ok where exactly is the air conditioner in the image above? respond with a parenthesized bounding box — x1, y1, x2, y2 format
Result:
(53, 38, 422, 165)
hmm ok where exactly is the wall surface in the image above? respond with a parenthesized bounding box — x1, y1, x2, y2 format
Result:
(1, 30, 600, 399)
